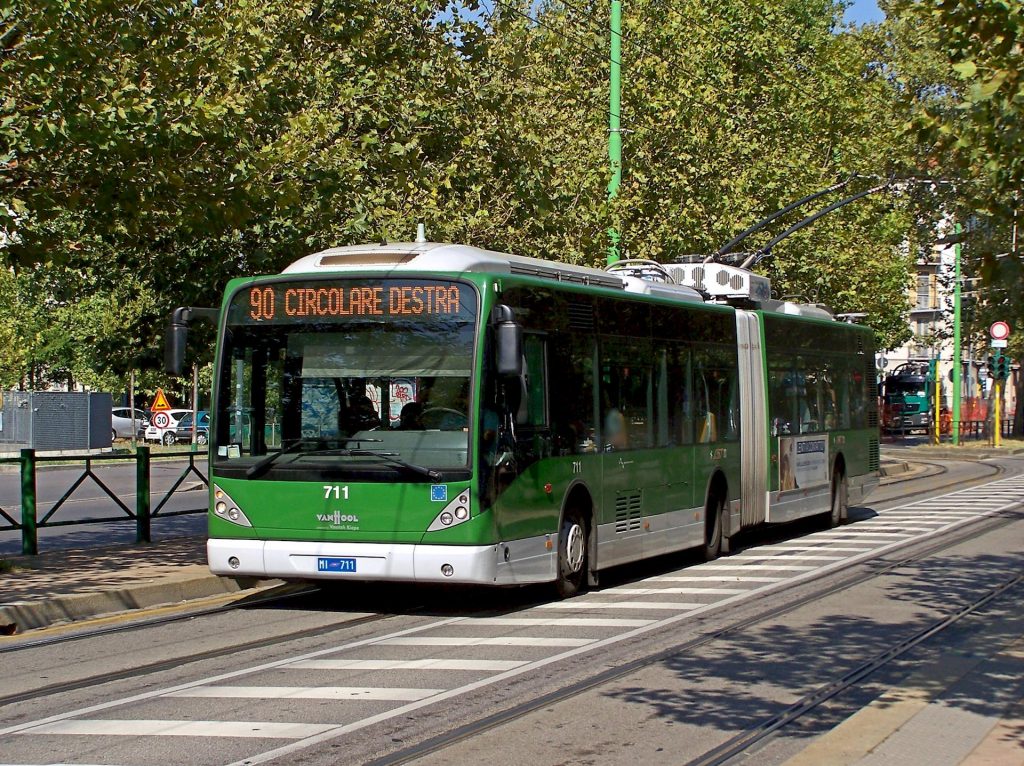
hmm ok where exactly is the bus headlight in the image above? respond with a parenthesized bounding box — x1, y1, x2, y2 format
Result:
(212, 484, 253, 528)
(427, 489, 472, 532)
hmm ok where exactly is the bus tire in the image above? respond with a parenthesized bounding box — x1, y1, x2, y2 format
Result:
(830, 469, 848, 528)
(554, 508, 588, 599)
(703, 494, 724, 561)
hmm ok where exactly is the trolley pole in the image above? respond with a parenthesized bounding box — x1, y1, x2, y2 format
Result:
(952, 223, 962, 445)
(606, 0, 622, 266)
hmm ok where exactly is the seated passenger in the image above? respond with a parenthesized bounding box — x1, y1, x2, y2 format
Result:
(399, 402, 424, 430)
(347, 394, 381, 432)
(604, 408, 628, 450)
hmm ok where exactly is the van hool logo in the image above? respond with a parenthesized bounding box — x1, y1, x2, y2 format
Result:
(317, 511, 359, 524)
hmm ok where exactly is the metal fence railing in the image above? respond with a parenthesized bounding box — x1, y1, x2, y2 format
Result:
(884, 418, 1016, 444)
(0, 447, 208, 556)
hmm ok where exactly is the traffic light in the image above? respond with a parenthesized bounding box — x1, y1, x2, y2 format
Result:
(987, 355, 996, 378)
(995, 355, 1011, 380)
(927, 359, 937, 382)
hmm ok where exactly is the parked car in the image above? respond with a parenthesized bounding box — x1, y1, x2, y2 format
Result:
(167, 411, 210, 446)
(111, 407, 149, 440)
(143, 409, 192, 445)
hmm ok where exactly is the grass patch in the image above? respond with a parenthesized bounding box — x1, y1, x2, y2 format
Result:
(0, 559, 15, 574)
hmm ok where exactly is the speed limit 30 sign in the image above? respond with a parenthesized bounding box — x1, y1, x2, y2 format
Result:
(152, 411, 172, 429)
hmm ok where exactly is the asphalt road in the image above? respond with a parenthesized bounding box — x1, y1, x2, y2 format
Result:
(0, 457, 208, 555)
(1, 456, 1020, 766)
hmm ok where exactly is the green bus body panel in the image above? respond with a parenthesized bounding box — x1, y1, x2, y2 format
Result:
(210, 476, 493, 545)
(490, 443, 740, 544)
(205, 266, 876, 566)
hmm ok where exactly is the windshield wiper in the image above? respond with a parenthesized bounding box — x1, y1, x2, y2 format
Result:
(244, 437, 382, 479)
(348, 449, 443, 482)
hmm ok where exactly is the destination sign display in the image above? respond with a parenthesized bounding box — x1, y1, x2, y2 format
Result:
(230, 279, 474, 325)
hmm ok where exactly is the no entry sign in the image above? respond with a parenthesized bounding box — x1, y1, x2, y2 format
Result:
(990, 321, 1011, 341)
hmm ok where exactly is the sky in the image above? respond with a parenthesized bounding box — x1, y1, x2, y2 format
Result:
(845, 0, 885, 25)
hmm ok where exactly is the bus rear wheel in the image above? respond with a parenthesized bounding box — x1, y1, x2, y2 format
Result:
(554, 509, 587, 599)
(703, 495, 724, 561)
(829, 470, 848, 528)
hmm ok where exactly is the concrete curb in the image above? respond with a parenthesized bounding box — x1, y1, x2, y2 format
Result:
(879, 460, 911, 477)
(0, 574, 281, 633)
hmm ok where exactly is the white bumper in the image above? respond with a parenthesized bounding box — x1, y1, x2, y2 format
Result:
(209, 538, 510, 585)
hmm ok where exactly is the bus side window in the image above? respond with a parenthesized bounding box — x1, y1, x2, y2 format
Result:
(518, 334, 547, 428)
(548, 336, 597, 454)
(837, 363, 852, 429)
(599, 340, 653, 450)
(654, 345, 690, 447)
(694, 364, 716, 443)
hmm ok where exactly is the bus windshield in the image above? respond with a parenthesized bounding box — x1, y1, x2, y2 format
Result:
(213, 278, 478, 480)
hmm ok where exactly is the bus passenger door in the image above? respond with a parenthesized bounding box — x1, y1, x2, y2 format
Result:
(737, 311, 768, 527)
(598, 341, 656, 568)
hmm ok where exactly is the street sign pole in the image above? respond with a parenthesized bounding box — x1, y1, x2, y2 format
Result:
(952, 223, 962, 445)
(988, 320, 1011, 448)
(994, 380, 1002, 448)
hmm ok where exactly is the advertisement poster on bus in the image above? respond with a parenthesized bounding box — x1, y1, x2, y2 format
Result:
(779, 435, 829, 490)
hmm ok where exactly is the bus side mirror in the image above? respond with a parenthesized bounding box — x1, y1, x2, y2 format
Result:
(163, 307, 219, 376)
(493, 305, 523, 378)
(164, 320, 188, 376)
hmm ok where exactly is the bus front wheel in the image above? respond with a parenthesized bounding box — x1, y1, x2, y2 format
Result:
(554, 509, 588, 599)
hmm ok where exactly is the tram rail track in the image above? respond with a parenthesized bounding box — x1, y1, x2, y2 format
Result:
(0, 604, 402, 707)
(687, 571, 1024, 766)
(364, 500, 1024, 766)
(2, 456, 996, 656)
(1, 458, 1009, 713)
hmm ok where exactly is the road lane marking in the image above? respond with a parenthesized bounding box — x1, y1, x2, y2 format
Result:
(538, 600, 703, 610)
(169, 686, 444, 701)
(376, 637, 596, 647)
(811, 532, 912, 539)
(763, 546, 880, 553)
(601, 587, 746, 595)
(700, 564, 817, 571)
(25, 719, 337, 739)
(471, 617, 654, 626)
(732, 553, 847, 561)
(652, 575, 786, 582)
(287, 659, 526, 671)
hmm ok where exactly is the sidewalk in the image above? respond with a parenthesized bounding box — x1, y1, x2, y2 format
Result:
(0, 536, 278, 635)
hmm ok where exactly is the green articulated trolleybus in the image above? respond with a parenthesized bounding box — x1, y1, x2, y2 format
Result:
(165, 241, 879, 597)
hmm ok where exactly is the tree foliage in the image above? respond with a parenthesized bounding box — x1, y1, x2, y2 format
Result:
(2, 0, 1006, 389)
